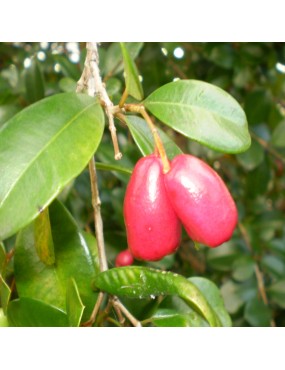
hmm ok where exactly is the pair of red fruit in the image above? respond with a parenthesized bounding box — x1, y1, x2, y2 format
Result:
(116, 153, 238, 266)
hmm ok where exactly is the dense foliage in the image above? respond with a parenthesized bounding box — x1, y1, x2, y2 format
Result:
(0, 42, 285, 327)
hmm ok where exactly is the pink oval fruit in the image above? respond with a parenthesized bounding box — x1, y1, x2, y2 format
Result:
(124, 154, 181, 261)
(115, 249, 134, 267)
(164, 154, 238, 247)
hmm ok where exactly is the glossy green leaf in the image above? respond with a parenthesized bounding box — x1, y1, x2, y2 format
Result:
(0, 308, 9, 326)
(0, 275, 11, 314)
(271, 121, 285, 148)
(0, 243, 5, 274)
(104, 43, 144, 77)
(66, 278, 85, 327)
(24, 57, 45, 103)
(93, 266, 221, 327)
(125, 115, 182, 159)
(244, 297, 272, 327)
(120, 43, 143, 100)
(144, 80, 251, 153)
(34, 207, 55, 265)
(0, 92, 104, 240)
(189, 277, 232, 327)
(236, 140, 264, 171)
(14, 200, 99, 321)
(150, 308, 205, 327)
(7, 298, 68, 327)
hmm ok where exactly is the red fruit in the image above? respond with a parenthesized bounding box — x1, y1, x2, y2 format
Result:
(164, 154, 238, 247)
(115, 249, 134, 267)
(124, 154, 181, 261)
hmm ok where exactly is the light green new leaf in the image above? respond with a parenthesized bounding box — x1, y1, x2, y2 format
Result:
(93, 266, 221, 327)
(0, 308, 9, 326)
(34, 207, 55, 265)
(7, 298, 68, 327)
(14, 200, 99, 322)
(66, 278, 85, 327)
(144, 80, 251, 153)
(0, 92, 104, 240)
(120, 42, 143, 100)
(125, 115, 182, 159)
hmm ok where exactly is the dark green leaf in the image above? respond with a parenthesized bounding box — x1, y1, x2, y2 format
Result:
(0, 92, 104, 240)
(96, 162, 132, 175)
(93, 266, 221, 327)
(0, 308, 9, 326)
(66, 278, 85, 327)
(271, 121, 285, 148)
(244, 297, 272, 327)
(24, 57, 45, 103)
(244, 89, 272, 126)
(125, 115, 182, 159)
(207, 241, 242, 272)
(261, 255, 285, 280)
(7, 298, 68, 327)
(120, 42, 143, 100)
(144, 80, 251, 153)
(236, 139, 264, 171)
(268, 279, 285, 308)
(0, 275, 11, 314)
(232, 256, 255, 282)
(14, 200, 99, 321)
(34, 207, 55, 265)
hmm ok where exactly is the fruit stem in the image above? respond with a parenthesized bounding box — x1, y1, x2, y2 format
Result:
(125, 104, 171, 173)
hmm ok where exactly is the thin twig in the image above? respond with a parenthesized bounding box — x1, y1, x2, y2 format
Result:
(112, 296, 142, 327)
(251, 131, 285, 165)
(81, 292, 105, 327)
(88, 157, 108, 272)
(238, 222, 276, 327)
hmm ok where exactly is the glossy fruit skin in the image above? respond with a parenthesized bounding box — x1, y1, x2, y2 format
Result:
(115, 249, 134, 267)
(164, 154, 238, 247)
(124, 154, 181, 261)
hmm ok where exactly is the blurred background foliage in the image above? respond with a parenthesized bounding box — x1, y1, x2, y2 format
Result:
(1, 42, 285, 327)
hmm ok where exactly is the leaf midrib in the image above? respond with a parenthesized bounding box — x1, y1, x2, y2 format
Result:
(0, 101, 97, 208)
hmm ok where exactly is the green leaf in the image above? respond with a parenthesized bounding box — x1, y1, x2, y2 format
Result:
(7, 298, 68, 327)
(24, 57, 45, 103)
(206, 241, 242, 272)
(271, 121, 285, 148)
(34, 207, 55, 265)
(189, 277, 232, 326)
(59, 77, 77, 92)
(268, 279, 285, 308)
(14, 200, 99, 321)
(0, 275, 11, 315)
(232, 256, 255, 282)
(106, 77, 122, 97)
(120, 43, 143, 100)
(96, 162, 132, 175)
(144, 80, 251, 153)
(150, 308, 205, 327)
(104, 42, 144, 77)
(0, 242, 5, 274)
(0, 104, 20, 127)
(261, 255, 285, 280)
(0, 308, 9, 326)
(0, 92, 104, 240)
(236, 139, 264, 171)
(244, 297, 272, 327)
(125, 115, 182, 159)
(66, 278, 85, 327)
(93, 266, 221, 327)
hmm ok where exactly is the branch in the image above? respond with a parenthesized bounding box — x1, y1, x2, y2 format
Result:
(77, 42, 122, 160)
